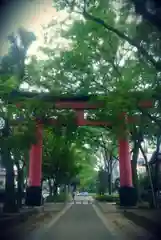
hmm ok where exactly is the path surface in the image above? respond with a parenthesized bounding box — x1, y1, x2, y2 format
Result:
(72, 194, 94, 204)
(27, 197, 117, 240)
(2, 197, 157, 240)
(39, 204, 116, 240)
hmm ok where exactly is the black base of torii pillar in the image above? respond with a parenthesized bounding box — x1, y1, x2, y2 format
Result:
(119, 187, 137, 207)
(26, 186, 42, 206)
(25, 124, 43, 206)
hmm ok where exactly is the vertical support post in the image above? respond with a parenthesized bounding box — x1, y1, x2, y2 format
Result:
(118, 133, 137, 206)
(25, 123, 43, 206)
(119, 138, 132, 187)
(75, 110, 84, 126)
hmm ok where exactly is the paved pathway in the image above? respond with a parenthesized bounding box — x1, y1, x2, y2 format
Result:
(72, 195, 94, 204)
(27, 200, 117, 240)
(40, 204, 116, 240)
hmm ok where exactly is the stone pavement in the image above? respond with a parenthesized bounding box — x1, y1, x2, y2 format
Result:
(1, 199, 158, 240)
(72, 194, 94, 204)
(24, 199, 156, 240)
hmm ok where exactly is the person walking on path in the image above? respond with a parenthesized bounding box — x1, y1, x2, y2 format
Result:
(72, 190, 75, 201)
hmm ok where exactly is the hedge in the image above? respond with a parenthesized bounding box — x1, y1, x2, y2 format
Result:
(46, 193, 68, 203)
(95, 194, 119, 202)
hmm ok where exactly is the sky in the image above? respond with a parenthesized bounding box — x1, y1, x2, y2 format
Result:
(0, 0, 71, 93)
(0, 0, 56, 55)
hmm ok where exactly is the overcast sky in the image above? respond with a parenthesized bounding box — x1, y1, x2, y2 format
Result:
(0, 0, 55, 55)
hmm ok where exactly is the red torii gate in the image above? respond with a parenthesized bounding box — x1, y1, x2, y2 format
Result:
(21, 95, 153, 207)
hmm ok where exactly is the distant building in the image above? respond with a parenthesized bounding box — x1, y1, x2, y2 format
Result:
(112, 148, 155, 183)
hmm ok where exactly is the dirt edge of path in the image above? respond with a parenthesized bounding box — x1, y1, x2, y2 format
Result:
(95, 202, 157, 240)
(0, 202, 70, 240)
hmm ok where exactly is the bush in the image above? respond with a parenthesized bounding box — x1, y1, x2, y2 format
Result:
(95, 194, 119, 202)
(46, 193, 68, 203)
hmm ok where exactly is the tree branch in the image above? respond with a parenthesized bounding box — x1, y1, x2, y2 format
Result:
(82, 10, 161, 71)
(138, 107, 161, 128)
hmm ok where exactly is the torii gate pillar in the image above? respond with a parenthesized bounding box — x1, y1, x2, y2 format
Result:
(118, 135, 137, 206)
(25, 124, 43, 206)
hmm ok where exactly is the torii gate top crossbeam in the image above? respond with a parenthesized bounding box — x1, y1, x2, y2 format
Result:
(5, 90, 155, 128)
(4, 90, 154, 109)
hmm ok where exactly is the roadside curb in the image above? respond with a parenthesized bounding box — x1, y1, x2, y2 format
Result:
(45, 203, 72, 229)
(93, 204, 123, 239)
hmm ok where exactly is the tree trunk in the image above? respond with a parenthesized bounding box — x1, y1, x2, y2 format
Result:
(108, 156, 113, 195)
(3, 146, 17, 213)
(131, 140, 139, 191)
(108, 174, 112, 195)
(48, 178, 53, 197)
(61, 184, 66, 193)
(16, 164, 24, 208)
(53, 181, 58, 196)
(153, 135, 161, 207)
(139, 144, 156, 208)
(103, 147, 111, 194)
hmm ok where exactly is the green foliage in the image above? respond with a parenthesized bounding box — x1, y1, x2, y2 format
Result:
(78, 154, 97, 191)
(95, 194, 119, 202)
(138, 175, 151, 189)
(24, 2, 160, 198)
(46, 192, 68, 202)
(32, 1, 157, 138)
(42, 127, 93, 185)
